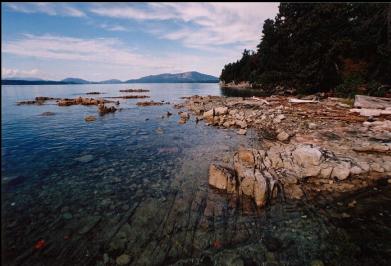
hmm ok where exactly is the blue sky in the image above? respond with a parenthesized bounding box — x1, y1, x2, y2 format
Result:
(2, 2, 279, 81)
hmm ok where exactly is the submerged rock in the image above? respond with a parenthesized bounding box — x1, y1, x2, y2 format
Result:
(75, 154, 94, 163)
(84, 115, 96, 122)
(116, 254, 130, 265)
(40, 111, 55, 116)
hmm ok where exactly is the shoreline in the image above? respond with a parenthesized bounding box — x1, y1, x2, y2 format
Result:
(176, 94, 391, 207)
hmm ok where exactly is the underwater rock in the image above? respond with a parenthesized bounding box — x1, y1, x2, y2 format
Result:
(116, 254, 130, 265)
(84, 115, 96, 122)
(40, 112, 55, 116)
(75, 154, 94, 163)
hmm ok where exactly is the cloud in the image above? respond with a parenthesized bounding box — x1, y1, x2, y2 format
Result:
(2, 34, 235, 79)
(99, 23, 128, 32)
(89, 3, 279, 50)
(5, 3, 86, 17)
(2, 67, 40, 78)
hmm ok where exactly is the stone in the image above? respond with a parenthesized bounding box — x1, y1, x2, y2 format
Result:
(203, 109, 214, 119)
(116, 254, 130, 265)
(292, 145, 322, 166)
(75, 154, 94, 163)
(63, 212, 73, 220)
(370, 163, 384, 173)
(273, 114, 285, 123)
(308, 122, 317, 129)
(277, 131, 289, 141)
(208, 164, 236, 192)
(214, 106, 228, 116)
(348, 200, 357, 208)
(284, 184, 304, 199)
(84, 115, 96, 122)
(310, 260, 325, 266)
(238, 129, 247, 135)
(40, 111, 55, 116)
(179, 112, 190, 119)
(235, 120, 247, 129)
(331, 162, 351, 180)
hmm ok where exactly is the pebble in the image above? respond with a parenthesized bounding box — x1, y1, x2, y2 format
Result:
(310, 260, 325, 266)
(238, 129, 247, 135)
(63, 212, 73, 220)
(116, 254, 130, 265)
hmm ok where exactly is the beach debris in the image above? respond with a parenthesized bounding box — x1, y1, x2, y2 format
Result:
(288, 98, 319, 103)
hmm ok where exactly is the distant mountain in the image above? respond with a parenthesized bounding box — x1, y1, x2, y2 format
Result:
(61, 78, 90, 84)
(2, 71, 219, 85)
(98, 79, 122, 84)
(125, 71, 219, 83)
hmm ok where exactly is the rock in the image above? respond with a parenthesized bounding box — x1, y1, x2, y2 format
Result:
(238, 129, 247, 135)
(166, 111, 172, 116)
(208, 164, 236, 192)
(98, 104, 117, 115)
(63, 212, 73, 220)
(310, 260, 325, 266)
(354, 95, 391, 109)
(235, 120, 247, 129)
(119, 89, 149, 92)
(84, 115, 96, 122)
(136, 101, 163, 106)
(214, 106, 228, 116)
(155, 127, 164, 134)
(116, 254, 130, 265)
(370, 163, 384, 173)
(40, 112, 55, 116)
(293, 145, 322, 166)
(284, 184, 304, 199)
(353, 143, 390, 153)
(331, 162, 351, 180)
(349, 108, 391, 117)
(75, 154, 94, 163)
(348, 200, 357, 208)
(273, 114, 285, 123)
(179, 112, 190, 119)
(338, 103, 351, 108)
(308, 122, 317, 129)
(277, 131, 289, 141)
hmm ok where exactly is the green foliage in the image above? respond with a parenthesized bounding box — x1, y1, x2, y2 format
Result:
(335, 74, 365, 98)
(220, 3, 391, 94)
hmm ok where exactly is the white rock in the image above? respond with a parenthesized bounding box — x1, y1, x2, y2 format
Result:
(277, 131, 289, 141)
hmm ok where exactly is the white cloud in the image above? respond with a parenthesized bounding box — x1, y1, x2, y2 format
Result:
(89, 3, 279, 50)
(99, 23, 128, 32)
(2, 34, 235, 80)
(2, 67, 40, 78)
(5, 3, 86, 17)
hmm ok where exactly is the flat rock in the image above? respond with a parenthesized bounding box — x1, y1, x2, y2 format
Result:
(116, 254, 130, 265)
(354, 95, 391, 109)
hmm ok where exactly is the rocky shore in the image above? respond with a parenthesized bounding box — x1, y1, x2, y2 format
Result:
(177, 94, 391, 207)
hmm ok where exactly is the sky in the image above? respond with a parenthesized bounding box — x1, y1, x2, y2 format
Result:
(1, 2, 279, 81)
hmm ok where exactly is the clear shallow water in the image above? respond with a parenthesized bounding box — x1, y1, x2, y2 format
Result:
(1, 84, 390, 266)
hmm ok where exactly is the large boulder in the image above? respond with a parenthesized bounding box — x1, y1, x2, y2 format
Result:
(209, 164, 237, 192)
(292, 145, 323, 177)
(354, 95, 391, 109)
(214, 106, 228, 116)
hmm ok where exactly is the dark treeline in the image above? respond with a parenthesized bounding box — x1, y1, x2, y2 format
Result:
(220, 3, 391, 96)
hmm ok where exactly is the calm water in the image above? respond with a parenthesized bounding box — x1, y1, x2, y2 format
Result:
(1, 84, 390, 266)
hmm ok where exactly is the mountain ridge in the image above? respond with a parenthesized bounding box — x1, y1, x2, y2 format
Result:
(2, 71, 219, 85)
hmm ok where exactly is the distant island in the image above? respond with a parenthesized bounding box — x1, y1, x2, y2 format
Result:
(2, 71, 219, 85)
